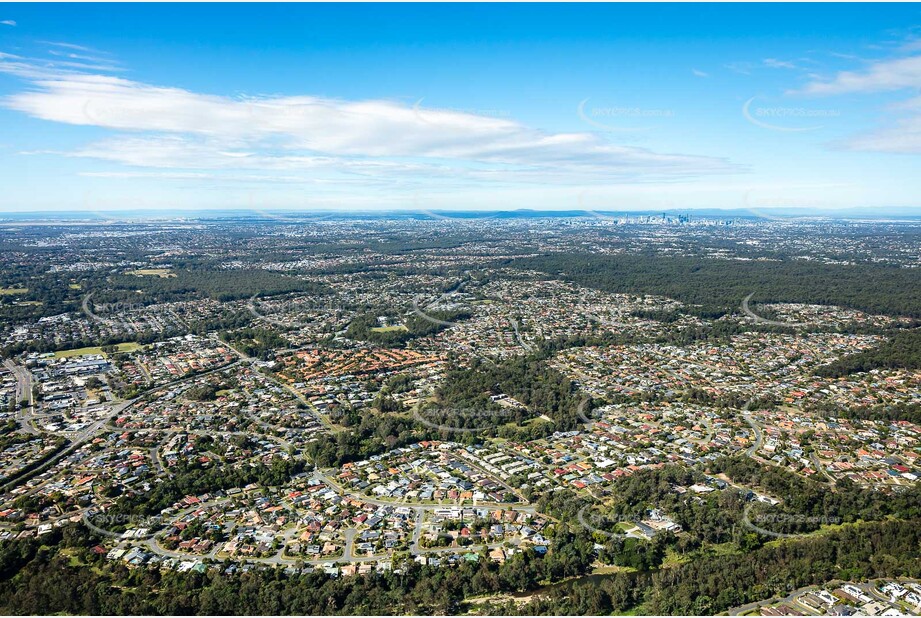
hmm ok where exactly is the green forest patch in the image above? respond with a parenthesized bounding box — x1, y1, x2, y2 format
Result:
(512, 253, 921, 318)
(106, 268, 328, 303)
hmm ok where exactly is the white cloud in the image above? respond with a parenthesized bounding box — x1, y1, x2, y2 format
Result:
(799, 54, 921, 95)
(837, 96, 921, 153)
(799, 54, 921, 152)
(691, 68, 708, 78)
(0, 20, 15, 27)
(1, 61, 738, 185)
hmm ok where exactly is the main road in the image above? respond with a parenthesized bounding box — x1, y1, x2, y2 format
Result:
(3, 359, 38, 434)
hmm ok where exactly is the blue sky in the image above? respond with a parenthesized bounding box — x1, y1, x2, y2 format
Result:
(1, 3, 921, 213)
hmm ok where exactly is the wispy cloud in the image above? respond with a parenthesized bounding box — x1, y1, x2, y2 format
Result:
(39, 41, 99, 53)
(0, 20, 15, 27)
(1, 53, 739, 186)
(798, 55, 921, 95)
(799, 53, 921, 153)
(691, 68, 708, 78)
(48, 48, 122, 66)
(725, 61, 754, 75)
(0, 49, 123, 79)
(763, 58, 797, 69)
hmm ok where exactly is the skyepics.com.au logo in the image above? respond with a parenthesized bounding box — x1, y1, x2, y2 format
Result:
(82, 293, 149, 328)
(410, 279, 477, 330)
(742, 96, 840, 133)
(576, 504, 626, 541)
(582, 306, 632, 330)
(740, 292, 812, 328)
(82, 95, 125, 126)
(411, 404, 524, 434)
(578, 98, 674, 133)
(742, 503, 840, 538)
(408, 192, 504, 223)
(247, 293, 351, 330)
(411, 282, 542, 355)
(82, 511, 163, 540)
(416, 525, 505, 550)
(574, 396, 597, 426)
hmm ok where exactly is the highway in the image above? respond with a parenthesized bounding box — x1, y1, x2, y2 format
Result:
(0, 360, 240, 499)
(3, 359, 38, 434)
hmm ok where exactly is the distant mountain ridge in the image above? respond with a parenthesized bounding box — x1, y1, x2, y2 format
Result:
(2, 207, 921, 223)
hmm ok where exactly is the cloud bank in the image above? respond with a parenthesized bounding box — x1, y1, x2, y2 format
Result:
(0, 51, 737, 189)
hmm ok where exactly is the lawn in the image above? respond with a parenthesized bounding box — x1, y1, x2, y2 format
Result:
(501, 415, 551, 431)
(0, 287, 28, 295)
(126, 268, 175, 278)
(60, 547, 87, 567)
(53, 342, 143, 358)
(371, 324, 409, 333)
(662, 547, 693, 567)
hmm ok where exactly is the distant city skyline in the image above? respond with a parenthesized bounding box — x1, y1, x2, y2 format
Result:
(2, 3, 921, 213)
